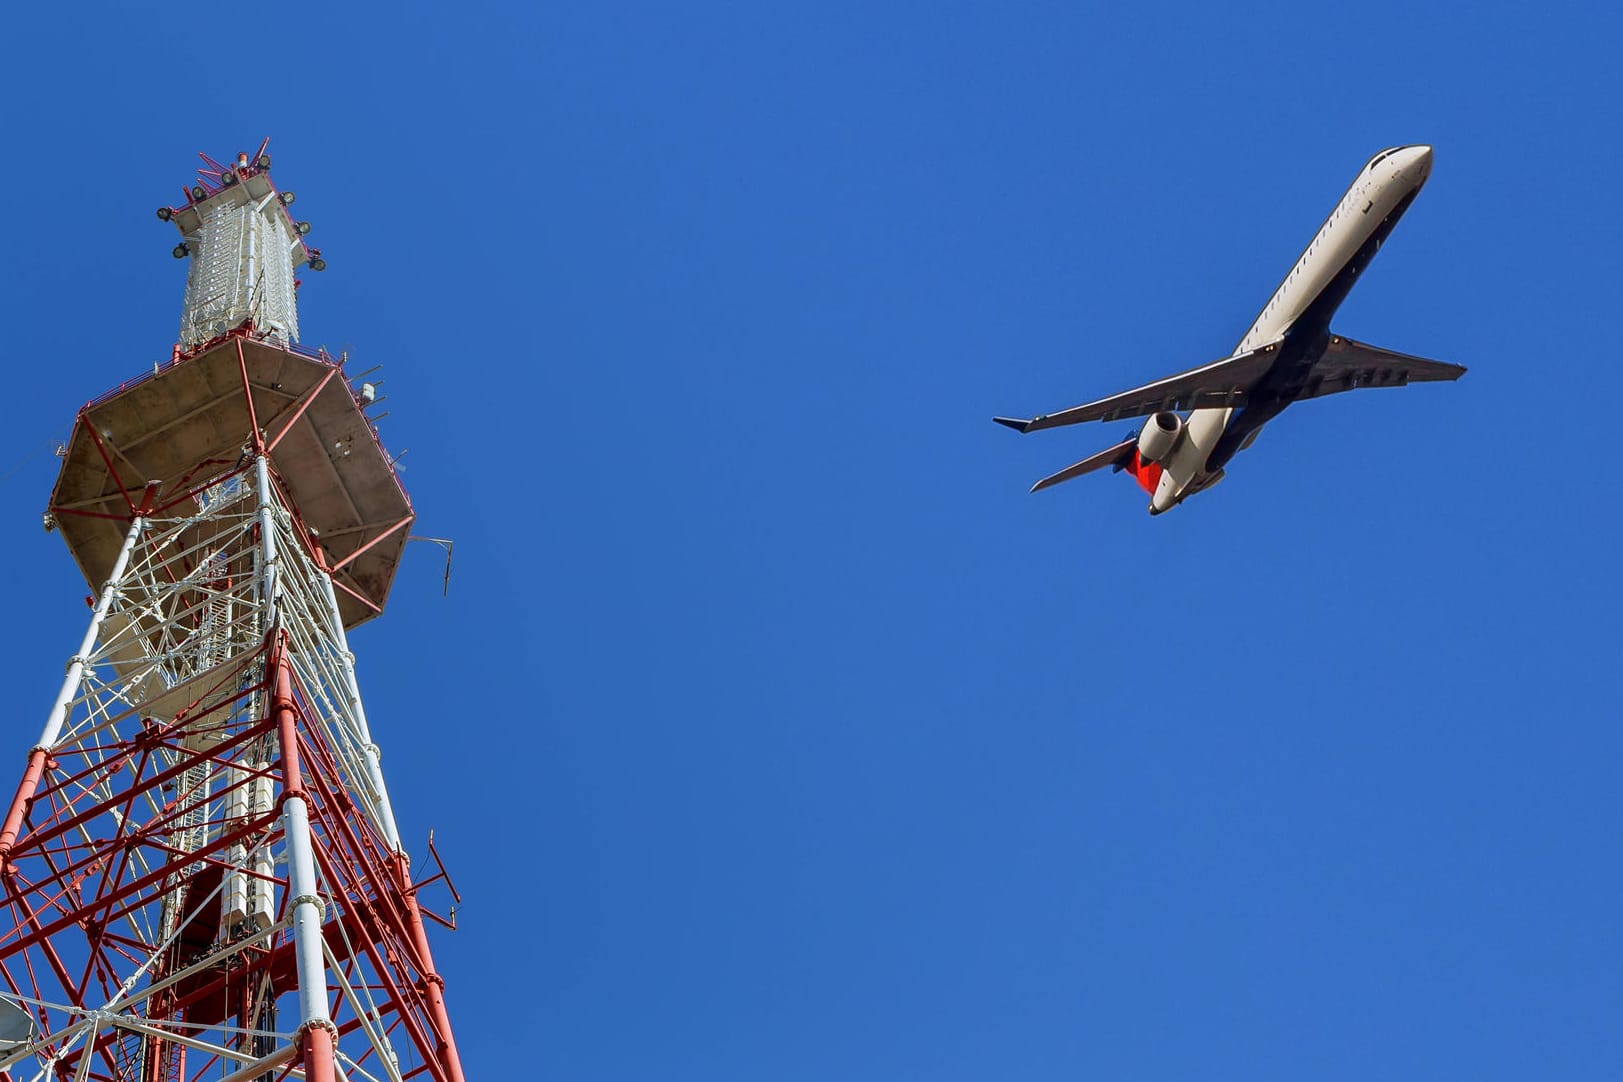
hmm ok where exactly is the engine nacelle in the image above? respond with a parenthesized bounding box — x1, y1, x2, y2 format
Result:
(1136, 411, 1185, 463)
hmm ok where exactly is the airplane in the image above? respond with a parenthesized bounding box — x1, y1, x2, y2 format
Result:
(994, 145, 1465, 514)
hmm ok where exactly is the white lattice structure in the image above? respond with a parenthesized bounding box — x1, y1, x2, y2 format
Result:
(177, 194, 300, 346)
(161, 148, 322, 350)
(0, 455, 460, 1082)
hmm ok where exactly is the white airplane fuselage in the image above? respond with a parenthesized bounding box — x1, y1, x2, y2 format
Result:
(1151, 145, 1434, 513)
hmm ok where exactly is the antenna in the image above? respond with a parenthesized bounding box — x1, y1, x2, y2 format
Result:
(409, 535, 456, 595)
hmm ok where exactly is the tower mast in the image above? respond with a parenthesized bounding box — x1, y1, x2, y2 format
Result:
(0, 143, 465, 1082)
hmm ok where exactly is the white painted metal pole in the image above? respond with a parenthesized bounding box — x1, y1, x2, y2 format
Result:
(282, 794, 330, 1029)
(36, 512, 145, 750)
(256, 454, 279, 629)
(317, 571, 403, 852)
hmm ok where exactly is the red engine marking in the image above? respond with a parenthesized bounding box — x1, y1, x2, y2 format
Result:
(1127, 450, 1162, 495)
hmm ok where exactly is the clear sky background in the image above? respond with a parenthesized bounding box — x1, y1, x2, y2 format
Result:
(2, 2, 1620, 1078)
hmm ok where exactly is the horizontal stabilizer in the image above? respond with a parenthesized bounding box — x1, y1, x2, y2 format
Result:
(1004, 339, 1283, 433)
(1300, 336, 1467, 399)
(1030, 437, 1137, 492)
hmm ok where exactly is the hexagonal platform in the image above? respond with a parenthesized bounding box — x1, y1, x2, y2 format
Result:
(49, 334, 413, 627)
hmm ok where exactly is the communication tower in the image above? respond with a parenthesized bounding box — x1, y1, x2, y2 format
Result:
(0, 142, 466, 1082)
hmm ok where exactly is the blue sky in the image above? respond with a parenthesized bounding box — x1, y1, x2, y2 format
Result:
(3, 1, 1621, 1078)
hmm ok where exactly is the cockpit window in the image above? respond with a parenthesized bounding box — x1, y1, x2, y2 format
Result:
(1367, 145, 1413, 172)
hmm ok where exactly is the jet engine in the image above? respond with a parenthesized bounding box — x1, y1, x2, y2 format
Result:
(1136, 411, 1185, 463)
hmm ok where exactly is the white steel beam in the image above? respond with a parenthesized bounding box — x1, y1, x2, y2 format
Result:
(37, 510, 145, 751)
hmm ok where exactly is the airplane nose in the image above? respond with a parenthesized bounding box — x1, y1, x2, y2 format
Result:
(1404, 144, 1434, 181)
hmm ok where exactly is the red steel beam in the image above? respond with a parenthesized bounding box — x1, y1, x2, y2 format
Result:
(237, 338, 263, 454)
(328, 515, 413, 574)
(265, 365, 340, 455)
(84, 423, 138, 518)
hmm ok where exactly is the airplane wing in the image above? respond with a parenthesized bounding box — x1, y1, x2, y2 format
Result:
(1297, 336, 1466, 400)
(994, 340, 1282, 433)
(1029, 437, 1138, 492)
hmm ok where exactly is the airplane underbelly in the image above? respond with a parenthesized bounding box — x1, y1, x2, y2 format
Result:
(1153, 406, 1229, 512)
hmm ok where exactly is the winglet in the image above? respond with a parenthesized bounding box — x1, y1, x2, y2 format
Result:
(993, 416, 1032, 433)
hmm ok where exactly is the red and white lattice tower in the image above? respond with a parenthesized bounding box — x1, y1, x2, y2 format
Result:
(0, 142, 466, 1082)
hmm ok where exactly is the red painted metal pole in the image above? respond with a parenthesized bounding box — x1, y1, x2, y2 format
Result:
(0, 751, 47, 864)
(398, 855, 468, 1082)
(302, 1021, 338, 1082)
(274, 652, 303, 797)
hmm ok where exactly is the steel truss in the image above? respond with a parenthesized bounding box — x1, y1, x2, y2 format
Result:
(0, 459, 463, 1082)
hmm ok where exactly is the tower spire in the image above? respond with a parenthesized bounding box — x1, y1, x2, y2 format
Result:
(158, 139, 324, 350)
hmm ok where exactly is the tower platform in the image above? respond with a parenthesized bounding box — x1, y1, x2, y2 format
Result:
(48, 330, 413, 627)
